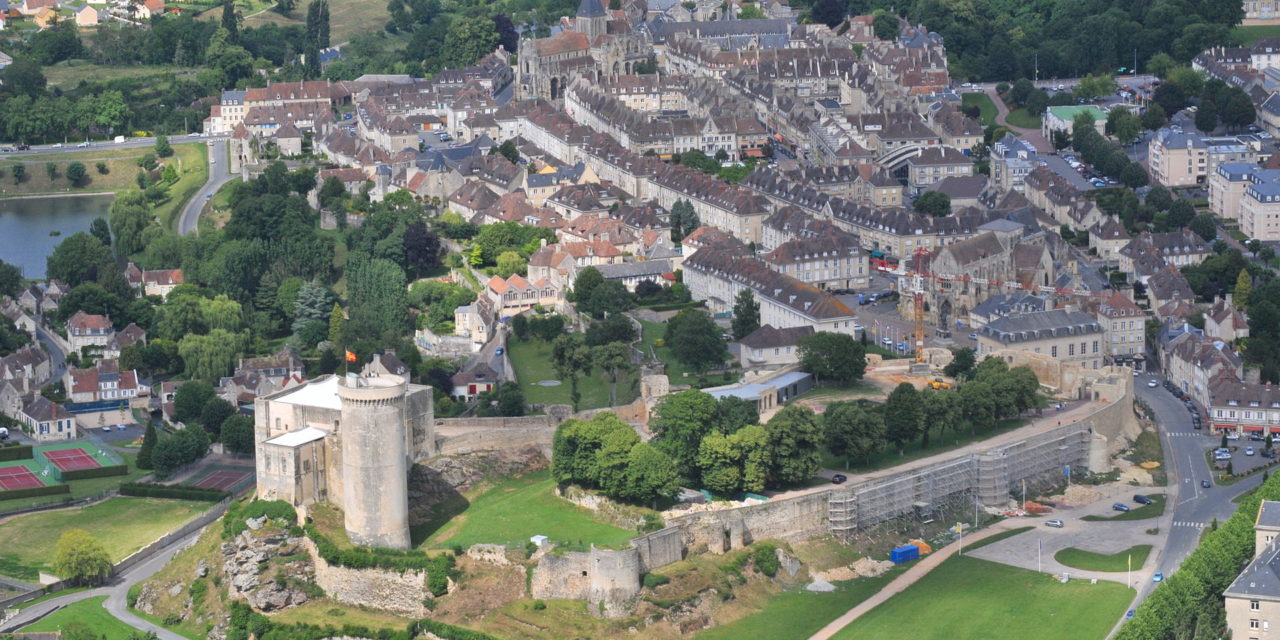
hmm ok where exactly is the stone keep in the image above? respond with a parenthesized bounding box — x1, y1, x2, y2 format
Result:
(337, 375, 411, 549)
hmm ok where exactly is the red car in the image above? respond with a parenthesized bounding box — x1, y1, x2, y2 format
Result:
(16, 144, 29, 151)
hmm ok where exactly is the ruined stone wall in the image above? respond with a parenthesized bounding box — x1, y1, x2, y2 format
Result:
(630, 526, 684, 571)
(529, 546, 642, 618)
(435, 426, 556, 458)
(306, 538, 429, 618)
(668, 490, 831, 553)
(435, 415, 558, 430)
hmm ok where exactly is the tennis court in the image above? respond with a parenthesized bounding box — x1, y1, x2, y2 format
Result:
(191, 470, 251, 491)
(0, 466, 44, 490)
(42, 448, 101, 472)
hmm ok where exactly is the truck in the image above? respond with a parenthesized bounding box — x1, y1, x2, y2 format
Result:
(114, 135, 125, 144)
(928, 378, 952, 390)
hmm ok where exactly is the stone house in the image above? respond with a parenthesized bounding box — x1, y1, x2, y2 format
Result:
(1095, 292, 1146, 365)
(66, 311, 114, 354)
(1205, 294, 1249, 343)
(977, 309, 1106, 370)
(1224, 501, 1280, 640)
(65, 358, 145, 404)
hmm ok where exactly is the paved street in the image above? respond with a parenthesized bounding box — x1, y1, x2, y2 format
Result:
(178, 139, 233, 236)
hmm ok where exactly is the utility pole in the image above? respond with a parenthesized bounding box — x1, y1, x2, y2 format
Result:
(1034, 52, 1039, 84)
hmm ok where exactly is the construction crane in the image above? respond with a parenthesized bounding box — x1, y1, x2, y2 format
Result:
(878, 248, 1113, 365)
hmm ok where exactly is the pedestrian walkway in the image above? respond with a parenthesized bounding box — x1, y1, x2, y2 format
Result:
(1170, 521, 1207, 528)
(807, 519, 1022, 640)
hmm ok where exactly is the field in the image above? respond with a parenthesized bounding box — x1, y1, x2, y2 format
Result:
(694, 568, 907, 640)
(0, 143, 208, 229)
(820, 417, 1028, 474)
(416, 470, 638, 550)
(1082, 494, 1165, 521)
(0, 496, 207, 580)
(1005, 108, 1044, 130)
(962, 92, 998, 126)
(43, 62, 202, 89)
(507, 336, 639, 410)
(268, 599, 416, 629)
(1055, 545, 1152, 573)
(237, 0, 391, 44)
(19, 596, 140, 638)
(1236, 25, 1280, 46)
(830, 555, 1133, 640)
(638, 318, 705, 384)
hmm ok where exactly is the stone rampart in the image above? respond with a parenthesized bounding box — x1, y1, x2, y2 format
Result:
(668, 490, 831, 553)
(629, 526, 684, 570)
(436, 426, 556, 457)
(305, 538, 429, 618)
(530, 546, 641, 618)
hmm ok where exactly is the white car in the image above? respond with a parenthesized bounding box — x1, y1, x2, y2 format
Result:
(1247, 447, 1257, 456)
(1147, 380, 1158, 387)
(1227, 433, 1241, 440)
(852, 324, 864, 333)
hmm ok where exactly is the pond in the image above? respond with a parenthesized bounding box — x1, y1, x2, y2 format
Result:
(0, 194, 114, 279)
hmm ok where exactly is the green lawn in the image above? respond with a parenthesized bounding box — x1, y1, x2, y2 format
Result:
(0, 496, 208, 580)
(1055, 545, 1151, 573)
(962, 92, 998, 126)
(507, 336, 638, 410)
(19, 596, 140, 638)
(1127, 431, 1167, 485)
(238, 0, 390, 43)
(831, 555, 1133, 640)
(1082, 494, 1165, 522)
(1235, 25, 1280, 46)
(1006, 108, 1043, 130)
(637, 318, 709, 384)
(416, 470, 637, 550)
(43, 62, 201, 89)
(695, 566, 908, 640)
(965, 526, 1032, 552)
(821, 417, 1028, 473)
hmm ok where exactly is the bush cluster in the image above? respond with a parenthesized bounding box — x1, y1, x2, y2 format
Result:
(222, 499, 296, 539)
(0, 484, 70, 502)
(0, 445, 33, 462)
(224, 596, 503, 640)
(59, 464, 128, 481)
(119, 482, 230, 501)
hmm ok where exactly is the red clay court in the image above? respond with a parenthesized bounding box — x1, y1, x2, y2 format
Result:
(192, 470, 250, 491)
(0, 467, 43, 490)
(43, 448, 101, 472)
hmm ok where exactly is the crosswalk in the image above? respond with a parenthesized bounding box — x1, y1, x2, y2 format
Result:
(1172, 521, 1208, 528)
(1167, 432, 1215, 438)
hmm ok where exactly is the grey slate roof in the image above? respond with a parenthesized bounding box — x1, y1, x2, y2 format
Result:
(980, 309, 1103, 344)
(1259, 501, 1280, 530)
(577, 0, 607, 18)
(595, 259, 673, 280)
(739, 324, 814, 349)
(1225, 541, 1280, 599)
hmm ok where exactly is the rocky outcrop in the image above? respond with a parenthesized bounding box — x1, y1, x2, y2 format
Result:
(220, 527, 316, 612)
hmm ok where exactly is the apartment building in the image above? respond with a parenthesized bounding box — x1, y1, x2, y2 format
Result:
(1095, 292, 1146, 364)
(976, 309, 1106, 369)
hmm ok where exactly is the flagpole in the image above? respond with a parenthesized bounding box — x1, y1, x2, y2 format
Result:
(1038, 539, 1042, 574)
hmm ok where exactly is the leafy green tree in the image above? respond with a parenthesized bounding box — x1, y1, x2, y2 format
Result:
(1195, 100, 1219, 133)
(552, 333, 592, 410)
(811, 0, 844, 27)
(1221, 89, 1257, 130)
(571, 266, 603, 304)
(585, 313, 636, 347)
(1235, 269, 1252, 311)
(221, 414, 255, 454)
(345, 254, 409, 338)
(108, 189, 153, 257)
(0, 260, 19, 299)
(1189, 213, 1217, 242)
(178, 329, 243, 382)
(46, 232, 119, 291)
(764, 405, 823, 486)
(797, 332, 866, 385)
(327, 302, 344, 354)
(664, 308, 725, 372)
(1168, 199, 1196, 229)
(1120, 162, 1149, 189)
(154, 135, 172, 158)
(914, 191, 951, 217)
(824, 401, 884, 469)
(1141, 103, 1167, 130)
(623, 442, 680, 505)
(11, 164, 24, 184)
(592, 342, 634, 406)
(1146, 184, 1173, 211)
(698, 430, 743, 495)
(199, 399, 235, 437)
(173, 381, 215, 424)
(713, 396, 758, 434)
(53, 529, 112, 586)
(582, 280, 631, 319)
(65, 161, 87, 186)
(943, 347, 976, 379)
(137, 422, 158, 469)
(871, 11, 897, 40)
(884, 382, 921, 455)
(651, 389, 719, 480)
(443, 15, 498, 68)
(731, 289, 760, 340)
(221, 0, 238, 41)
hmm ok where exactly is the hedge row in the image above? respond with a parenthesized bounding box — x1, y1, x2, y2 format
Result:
(639, 300, 706, 312)
(59, 464, 128, 481)
(410, 620, 503, 640)
(304, 524, 456, 594)
(0, 484, 70, 502)
(119, 482, 230, 501)
(0, 445, 34, 462)
(1115, 471, 1280, 638)
(223, 499, 297, 540)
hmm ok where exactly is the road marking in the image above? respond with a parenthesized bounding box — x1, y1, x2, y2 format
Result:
(1172, 521, 1207, 528)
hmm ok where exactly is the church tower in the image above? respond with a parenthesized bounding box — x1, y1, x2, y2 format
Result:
(576, 0, 608, 40)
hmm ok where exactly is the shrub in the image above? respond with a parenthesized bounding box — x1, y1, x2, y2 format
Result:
(189, 578, 207, 603)
(532, 599, 547, 610)
(752, 543, 780, 578)
(0, 484, 70, 502)
(223, 499, 296, 539)
(0, 444, 33, 461)
(59, 464, 128, 481)
(642, 573, 670, 588)
(120, 482, 230, 501)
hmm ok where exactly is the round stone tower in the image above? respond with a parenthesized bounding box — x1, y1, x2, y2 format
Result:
(337, 374, 411, 550)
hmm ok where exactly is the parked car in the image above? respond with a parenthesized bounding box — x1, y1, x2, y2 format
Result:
(1214, 451, 1232, 460)
(1264, 449, 1276, 459)
(1134, 494, 1153, 505)
(1147, 380, 1158, 387)
(968, 332, 978, 340)
(1045, 519, 1064, 528)
(882, 337, 893, 345)
(1247, 447, 1256, 456)
(1250, 434, 1265, 441)
(495, 347, 504, 356)
(16, 144, 29, 150)
(1227, 433, 1241, 440)
(831, 473, 847, 484)
(1202, 480, 1212, 488)
(1112, 502, 1130, 512)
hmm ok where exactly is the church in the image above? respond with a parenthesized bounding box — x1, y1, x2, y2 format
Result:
(516, 0, 653, 102)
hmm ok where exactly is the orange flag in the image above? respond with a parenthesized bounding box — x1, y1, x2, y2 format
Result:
(345, 350, 357, 362)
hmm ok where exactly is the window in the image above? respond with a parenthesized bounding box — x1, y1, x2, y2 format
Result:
(1069, 344, 1075, 356)
(1252, 599, 1261, 611)
(1051, 346, 1058, 358)
(1251, 619, 1260, 630)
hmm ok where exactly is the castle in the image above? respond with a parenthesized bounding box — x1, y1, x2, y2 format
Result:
(253, 371, 434, 549)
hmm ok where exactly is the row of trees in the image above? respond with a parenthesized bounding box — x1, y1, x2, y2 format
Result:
(1071, 113, 1149, 189)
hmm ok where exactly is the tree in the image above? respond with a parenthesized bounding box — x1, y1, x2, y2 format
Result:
(797, 332, 866, 385)
(1168, 199, 1196, 228)
(1, 59, 46, 98)
(199, 399, 235, 437)
(1236, 269, 1253, 311)
(884, 382, 921, 455)
(495, 250, 526, 278)
(738, 2, 764, 18)
(824, 401, 884, 469)
(585, 314, 636, 347)
(669, 199, 700, 242)
(552, 333, 592, 410)
(731, 289, 760, 340)
(1195, 100, 1219, 133)
(624, 442, 679, 505)
(664, 308, 725, 372)
(221, 414, 254, 453)
(154, 135, 172, 158)
(1221, 89, 1257, 130)
(1051, 129, 1072, 151)
(45, 162, 56, 180)
(943, 347, 976, 379)
(1148, 53, 1177, 79)
(10, 164, 23, 185)
(403, 222, 441, 278)
(443, 15, 498, 69)
(1141, 103, 1168, 130)
(713, 396, 758, 434)
(0, 259, 22, 299)
(764, 405, 823, 486)
(46, 232, 117, 290)
(65, 161, 86, 186)
(1146, 184, 1173, 211)
(572, 267, 604, 304)
(221, 0, 238, 41)
(173, 381, 215, 424)
(109, 189, 153, 257)
(52, 529, 111, 586)
(1120, 162, 1149, 189)
(137, 422, 158, 469)
(1153, 83, 1186, 115)
(810, 0, 845, 27)
(1189, 213, 1217, 242)
(651, 389, 718, 480)
(592, 342, 634, 406)
(914, 191, 951, 217)
(495, 140, 519, 164)
(871, 11, 898, 40)
(1113, 112, 1142, 145)
(581, 280, 631, 319)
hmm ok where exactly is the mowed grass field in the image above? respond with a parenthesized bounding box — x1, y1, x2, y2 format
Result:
(0, 497, 207, 580)
(830, 555, 1133, 640)
(237, 0, 390, 44)
(1055, 545, 1152, 573)
(1236, 25, 1280, 46)
(1005, 108, 1043, 130)
(962, 92, 998, 126)
(507, 336, 638, 410)
(42, 62, 202, 89)
(417, 470, 637, 550)
(20, 596, 140, 638)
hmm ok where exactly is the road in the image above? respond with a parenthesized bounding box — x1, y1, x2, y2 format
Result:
(178, 139, 233, 236)
(33, 324, 66, 384)
(0, 524, 207, 639)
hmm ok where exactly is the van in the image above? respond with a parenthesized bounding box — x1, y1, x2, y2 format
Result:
(114, 135, 125, 144)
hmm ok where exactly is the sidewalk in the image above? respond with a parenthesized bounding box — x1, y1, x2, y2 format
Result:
(807, 518, 1022, 640)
